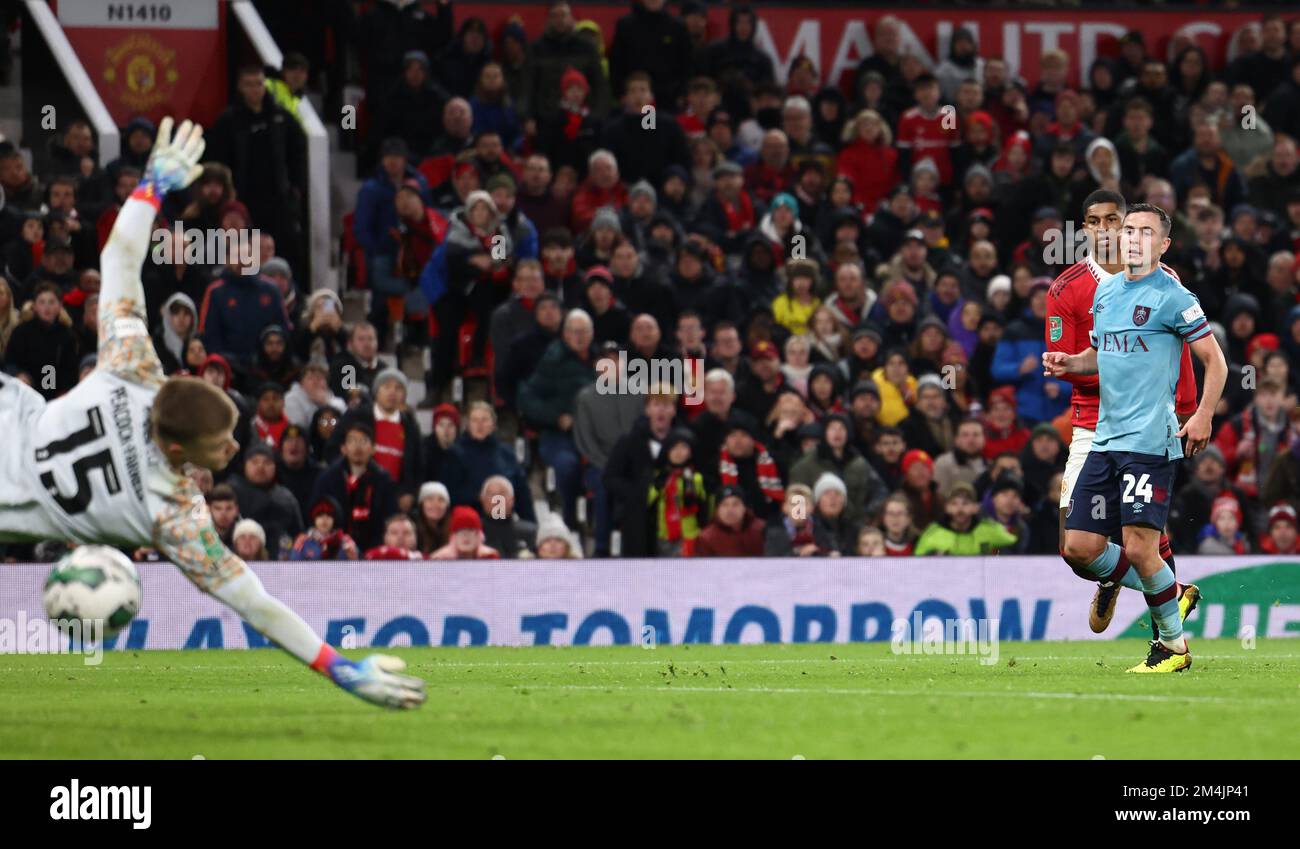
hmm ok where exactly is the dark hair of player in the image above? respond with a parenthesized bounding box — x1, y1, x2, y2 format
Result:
(1082, 189, 1126, 219)
(1126, 202, 1172, 237)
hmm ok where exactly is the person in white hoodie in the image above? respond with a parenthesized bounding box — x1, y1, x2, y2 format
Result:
(284, 360, 346, 429)
(151, 291, 197, 374)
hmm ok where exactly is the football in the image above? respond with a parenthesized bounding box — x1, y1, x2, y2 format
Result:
(42, 546, 142, 638)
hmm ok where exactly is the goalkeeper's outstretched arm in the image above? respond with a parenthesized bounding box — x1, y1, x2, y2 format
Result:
(97, 118, 206, 384)
(153, 474, 426, 710)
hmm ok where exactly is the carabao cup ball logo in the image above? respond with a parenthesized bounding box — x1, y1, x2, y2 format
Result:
(1132, 305, 1151, 326)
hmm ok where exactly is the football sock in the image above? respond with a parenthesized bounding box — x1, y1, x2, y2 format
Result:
(1084, 542, 1144, 590)
(1139, 565, 1184, 649)
(1154, 536, 1176, 633)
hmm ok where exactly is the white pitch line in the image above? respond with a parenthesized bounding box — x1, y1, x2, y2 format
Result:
(472, 683, 1257, 705)
(0, 653, 1297, 672)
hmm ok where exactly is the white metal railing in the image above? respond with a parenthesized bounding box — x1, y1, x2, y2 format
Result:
(23, 0, 120, 165)
(229, 0, 331, 290)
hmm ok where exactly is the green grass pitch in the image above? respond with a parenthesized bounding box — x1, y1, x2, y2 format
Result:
(1, 639, 1297, 759)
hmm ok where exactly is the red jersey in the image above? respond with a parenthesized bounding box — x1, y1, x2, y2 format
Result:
(1046, 256, 1198, 430)
(896, 106, 959, 185)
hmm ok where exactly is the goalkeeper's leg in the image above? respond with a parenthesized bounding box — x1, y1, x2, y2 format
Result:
(208, 570, 426, 709)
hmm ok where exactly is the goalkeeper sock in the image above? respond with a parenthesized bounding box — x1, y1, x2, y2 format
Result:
(1139, 565, 1184, 648)
(1083, 542, 1144, 590)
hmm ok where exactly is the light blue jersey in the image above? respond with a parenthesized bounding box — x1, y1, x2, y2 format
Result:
(1088, 265, 1211, 458)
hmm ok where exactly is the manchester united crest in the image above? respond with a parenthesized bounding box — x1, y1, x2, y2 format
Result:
(103, 33, 178, 112)
(1132, 304, 1151, 326)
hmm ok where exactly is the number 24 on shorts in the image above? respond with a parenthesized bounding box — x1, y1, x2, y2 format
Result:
(1122, 473, 1153, 503)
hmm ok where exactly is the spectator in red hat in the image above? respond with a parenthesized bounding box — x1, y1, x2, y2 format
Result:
(900, 448, 942, 529)
(735, 340, 787, 423)
(290, 496, 361, 561)
(537, 66, 600, 176)
(1197, 495, 1252, 555)
(422, 402, 460, 482)
(1259, 502, 1300, 554)
(430, 505, 500, 559)
(982, 385, 1030, 460)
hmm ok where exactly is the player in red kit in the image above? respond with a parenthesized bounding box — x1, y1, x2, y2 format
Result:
(1046, 190, 1199, 632)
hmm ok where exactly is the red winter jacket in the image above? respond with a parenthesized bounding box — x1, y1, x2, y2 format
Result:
(837, 140, 900, 214)
(570, 179, 628, 233)
(694, 511, 767, 557)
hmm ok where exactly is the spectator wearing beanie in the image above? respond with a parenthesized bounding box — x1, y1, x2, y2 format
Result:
(249, 323, 301, 390)
(230, 443, 304, 558)
(309, 422, 400, 551)
(329, 368, 423, 506)
(431, 505, 500, 559)
(695, 484, 767, 557)
(290, 496, 360, 561)
(1259, 503, 1300, 554)
(811, 472, 858, 556)
(422, 402, 461, 487)
(537, 66, 600, 176)
(532, 514, 580, 559)
(231, 518, 271, 562)
(413, 481, 452, 556)
(900, 448, 943, 530)
(982, 386, 1031, 461)
(1197, 494, 1252, 555)
(899, 373, 958, 458)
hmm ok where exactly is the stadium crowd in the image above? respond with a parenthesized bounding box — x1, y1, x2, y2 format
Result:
(2, 0, 1300, 562)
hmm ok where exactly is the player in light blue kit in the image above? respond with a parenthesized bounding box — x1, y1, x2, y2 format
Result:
(1044, 203, 1227, 673)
